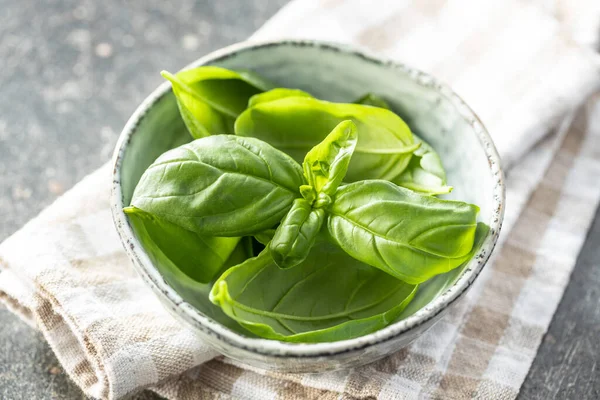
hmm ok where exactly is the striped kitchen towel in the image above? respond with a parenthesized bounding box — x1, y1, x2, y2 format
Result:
(1, 0, 599, 399)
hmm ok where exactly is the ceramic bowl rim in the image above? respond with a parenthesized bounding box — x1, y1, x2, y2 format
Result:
(110, 39, 505, 358)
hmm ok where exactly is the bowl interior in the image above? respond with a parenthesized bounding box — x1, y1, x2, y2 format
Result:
(118, 41, 499, 341)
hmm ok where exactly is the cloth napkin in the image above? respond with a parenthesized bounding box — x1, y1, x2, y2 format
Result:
(1, 0, 600, 399)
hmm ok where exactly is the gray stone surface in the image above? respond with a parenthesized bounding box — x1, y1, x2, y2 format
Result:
(0, 1, 598, 399)
(0, 1, 287, 398)
(519, 208, 600, 399)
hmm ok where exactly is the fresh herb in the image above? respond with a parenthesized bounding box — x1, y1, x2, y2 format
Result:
(210, 237, 418, 342)
(162, 66, 274, 139)
(248, 88, 313, 108)
(392, 135, 453, 195)
(126, 206, 254, 334)
(327, 180, 478, 284)
(124, 206, 241, 283)
(355, 93, 452, 194)
(235, 94, 420, 182)
(124, 66, 485, 343)
(269, 120, 357, 268)
(269, 198, 326, 269)
(129, 134, 304, 236)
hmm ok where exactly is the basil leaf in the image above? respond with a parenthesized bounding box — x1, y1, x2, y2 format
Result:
(354, 93, 391, 109)
(162, 67, 274, 138)
(130, 135, 304, 236)
(302, 120, 357, 200)
(248, 88, 313, 108)
(354, 94, 452, 195)
(126, 207, 253, 334)
(235, 96, 419, 182)
(269, 198, 326, 269)
(397, 222, 489, 319)
(327, 180, 479, 284)
(393, 135, 453, 195)
(162, 71, 229, 139)
(254, 229, 276, 246)
(210, 238, 417, 342)
(124, 206, 241, 283)
(166, 66, 273, 117)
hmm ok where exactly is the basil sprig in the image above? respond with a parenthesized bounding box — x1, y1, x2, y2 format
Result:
(269, 120, 357, 268)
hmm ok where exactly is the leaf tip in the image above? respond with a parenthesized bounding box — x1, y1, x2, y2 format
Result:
(160, 70, 177, 84)
(209, 280, 229, 305)
(123, 206, 137, 215)
(338, 119, 357, 140)
(409, 141, 422, 153)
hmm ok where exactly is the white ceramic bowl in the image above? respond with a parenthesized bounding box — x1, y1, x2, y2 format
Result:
(111, 39, 505, 373)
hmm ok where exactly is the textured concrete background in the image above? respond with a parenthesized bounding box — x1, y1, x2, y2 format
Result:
(0, 1, 598, 399)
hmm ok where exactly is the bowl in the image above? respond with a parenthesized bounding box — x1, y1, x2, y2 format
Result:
(111, 39, 505, 373)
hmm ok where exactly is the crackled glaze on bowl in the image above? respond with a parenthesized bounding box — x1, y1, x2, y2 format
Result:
(111, 40, 505, 372)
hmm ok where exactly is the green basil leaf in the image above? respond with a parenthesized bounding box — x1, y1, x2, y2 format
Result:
(166, 66, 274, 117)
(397, 222, 489, 319)
(327, 180, 479, 284)
(303, 120, 357, 199)
(248, 88, 313, 108)
(130, 135, 304, 236)
(269, 198, 326, 269)
(353, 94, 452, 195)
(254, 229, 277, 246)
(162, 71, 229, 139)
(354, 93, 391, 109)
(210, 237, 417, 342)
(125, 207, 254, 334)
(393, 135, 453, 195)
(162, 67, 274, 139)
(235, 96, 419, 182)
(124, 206, 241, 283)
